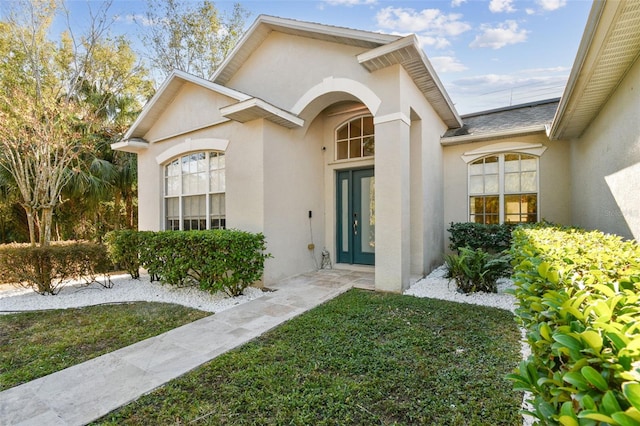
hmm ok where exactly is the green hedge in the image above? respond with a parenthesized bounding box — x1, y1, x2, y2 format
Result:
(447, 222, 516, 253)
(0, 241, 113, 294)
(105, 229, 271, 297)
(507, 225, 640, 425)
(104, 230, 141, 279)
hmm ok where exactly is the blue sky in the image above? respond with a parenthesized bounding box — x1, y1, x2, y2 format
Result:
(68, 0, 593, 115)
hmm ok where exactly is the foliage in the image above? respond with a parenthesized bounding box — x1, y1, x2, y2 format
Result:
(0, 241, 114, 294)
(448, 221, 516, 253)
(140, 0, 249, 80)
(445, 246, 512, 293)
(105, 230, 271, 297)
(507, 224, 640, 425)
(0, 302, 210, 391)
(103, 230, 140, 278)
(94, 290, 523, 425)
(0, 1, 152, 246)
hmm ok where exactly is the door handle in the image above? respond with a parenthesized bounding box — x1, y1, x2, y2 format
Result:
(353, 219, 358, 235)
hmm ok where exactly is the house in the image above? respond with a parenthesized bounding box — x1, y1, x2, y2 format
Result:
(114, 0, 640, 293)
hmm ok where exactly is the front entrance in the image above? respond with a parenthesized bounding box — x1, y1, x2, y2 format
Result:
(336, 168, 375, 265)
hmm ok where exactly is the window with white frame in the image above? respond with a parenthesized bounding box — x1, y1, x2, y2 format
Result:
(164, 151, 225, 231)
(335, 115, 374, 160)
(468, 153, 538, 224)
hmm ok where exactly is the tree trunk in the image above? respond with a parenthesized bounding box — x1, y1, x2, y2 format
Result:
(125, 192, 134, 229)
(24, 205, 37, 247)
(39, 207, 52, 247)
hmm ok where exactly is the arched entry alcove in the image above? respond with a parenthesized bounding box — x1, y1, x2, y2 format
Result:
(293, 82, 380, 269)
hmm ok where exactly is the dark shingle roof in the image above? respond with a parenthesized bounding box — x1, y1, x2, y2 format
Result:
(442, 98, 560, 139)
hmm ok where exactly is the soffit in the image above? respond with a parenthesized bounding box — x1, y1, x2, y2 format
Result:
(357, 36, 462, 128)
(550, 1, 640, 140)
(220, 98, 304, 129)
(213, 15, 400, 86)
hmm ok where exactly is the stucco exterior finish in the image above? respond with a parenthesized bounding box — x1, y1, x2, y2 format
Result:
(125, 20, 453, 292)
(569, 56, 640, 241)
(443, 133, 572, 249)
(118, 10, 640, 296)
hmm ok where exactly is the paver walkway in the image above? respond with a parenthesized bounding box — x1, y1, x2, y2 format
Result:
(0, 268, 374, 426)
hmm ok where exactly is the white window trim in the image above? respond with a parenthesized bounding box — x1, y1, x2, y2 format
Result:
(461, 142, 547, 164)
(466, 152, 541, 224)
(156, 138, 229, 165)
(163, 150, 225, 231)
(335, 115, 375, 161)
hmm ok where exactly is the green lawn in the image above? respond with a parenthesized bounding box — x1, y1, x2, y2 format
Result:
(94, 290, 523, 425)
(0, 302, 211, 391)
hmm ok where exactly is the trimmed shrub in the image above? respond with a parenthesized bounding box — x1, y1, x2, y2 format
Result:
(0, 241, 114, 294)
(507, 224, 640, 425)
(104, 230, 141, 278)
(105, 229, 271, 297)
(447, 221, 516, 253)
(445, 246, 511, 293)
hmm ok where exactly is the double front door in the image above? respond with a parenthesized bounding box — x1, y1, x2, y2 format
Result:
(336, 168, 375, 265)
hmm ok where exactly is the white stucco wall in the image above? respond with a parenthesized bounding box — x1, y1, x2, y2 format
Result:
(569, 57, 640, 241)
(442, 133, 572, 250)
(132, 28, 455, 291)
(260, 120, 326, 283)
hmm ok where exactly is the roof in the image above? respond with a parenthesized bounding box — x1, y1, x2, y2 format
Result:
(213, 15, 401, 86)
(117, 70, 250, 149)
(441, 98, 560, 145)
(213, 15, 462, 128)
(549, 0, 640, 140)
(113, 70, 304, 153)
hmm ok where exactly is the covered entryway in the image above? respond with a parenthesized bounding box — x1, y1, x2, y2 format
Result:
(336, 168, 375, 265)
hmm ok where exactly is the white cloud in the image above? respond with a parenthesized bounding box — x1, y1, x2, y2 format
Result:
(451, 0, 467, 7)
(416, 34, 451, 49)
(115, 14, 154, 27)
(376, 7, 471, 36)
(489, 0, 516, 13)
(536, 0, 567, 11)
(469, 20, 528, 49)
(324, 0, 377, 5)
(430, 56, 468, 73)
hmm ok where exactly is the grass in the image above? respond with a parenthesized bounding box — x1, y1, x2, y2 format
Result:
(94, 290, 523, 425)
(0, 302, 211, 391)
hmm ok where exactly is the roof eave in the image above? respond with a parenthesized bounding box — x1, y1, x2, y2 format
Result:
(549, 0, 607, 140)
(220, 98, 304, 129)
(111, 138, 149, 153)
(549, 1, 640, 141)
(440, 124, 548, 146)
(213, 15, 400, 86)
(122, 70, 251, 141)
(357, 35, 462, 129)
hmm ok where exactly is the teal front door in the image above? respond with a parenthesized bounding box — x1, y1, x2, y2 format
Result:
(336, 168, 375, 265)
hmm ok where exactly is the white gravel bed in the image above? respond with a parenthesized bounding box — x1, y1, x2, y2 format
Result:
(0, 274, 264, 314)
(404, 264, 517, 312)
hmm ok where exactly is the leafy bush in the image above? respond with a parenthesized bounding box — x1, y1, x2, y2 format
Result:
(105, 229, 271, 297)
(0, 241, 113, 294)
(104, 230, 141, 278)
(507, 224, 640, 425)
(445, 246, 511, 293)
(448, 221, 516, 253)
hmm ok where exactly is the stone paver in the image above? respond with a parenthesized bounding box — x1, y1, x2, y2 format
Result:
(0, 268, 372, 426)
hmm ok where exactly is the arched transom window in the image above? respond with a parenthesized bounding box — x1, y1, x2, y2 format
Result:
(335, 115, 374, 160)
(469, 153, 538, 224)
(164, 151, 225, 231)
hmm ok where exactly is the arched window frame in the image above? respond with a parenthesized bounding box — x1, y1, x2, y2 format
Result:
(163, 150, 225, 231)
(463, 143, 546, 224)
(335, 115, 375, 161)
